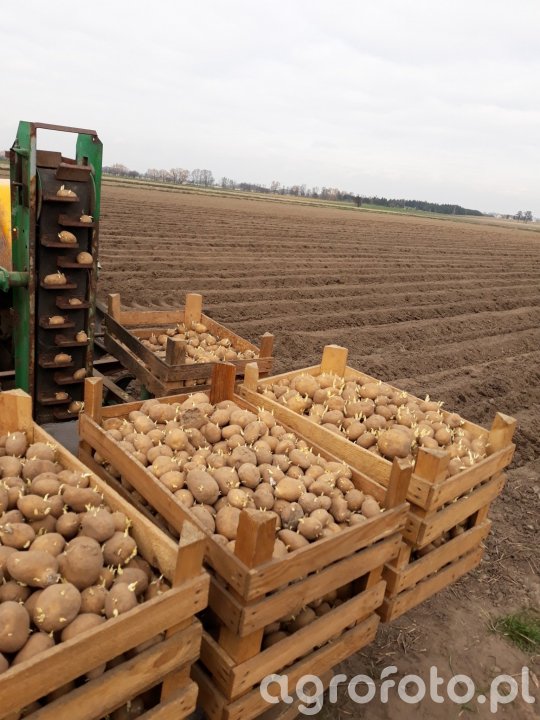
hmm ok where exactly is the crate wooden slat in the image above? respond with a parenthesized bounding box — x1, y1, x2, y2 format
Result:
(78, 366, 411, 720)
(103, 292, 274, 395)
(238, 345, 517, 622)
(0, 389, 209, 720)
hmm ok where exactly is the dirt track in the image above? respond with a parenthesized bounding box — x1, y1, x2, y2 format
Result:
(98, 184, 540, 718)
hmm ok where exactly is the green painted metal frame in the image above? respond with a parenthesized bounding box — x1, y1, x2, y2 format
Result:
(9, 122, 102, 394)
(10, 121, 35, 392)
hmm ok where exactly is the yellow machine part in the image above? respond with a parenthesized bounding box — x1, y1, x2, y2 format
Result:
(0, 180, 11, 270)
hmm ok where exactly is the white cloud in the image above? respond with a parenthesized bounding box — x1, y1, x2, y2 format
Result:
(1, 0, 538, 215)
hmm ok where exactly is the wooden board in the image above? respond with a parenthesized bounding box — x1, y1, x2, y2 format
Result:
(379, 546, 484, 622)
(383, 520, 491, 595)
(193, 616, 379, 720)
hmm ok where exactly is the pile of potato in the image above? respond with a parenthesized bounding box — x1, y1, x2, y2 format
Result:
(96, 393, 386, 559)
(0, 431, 170, 692)
(139, 321, 258, 364)
(257, 373, 487, 478)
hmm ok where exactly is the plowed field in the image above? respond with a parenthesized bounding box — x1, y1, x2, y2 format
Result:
(98, 183, 540, 718)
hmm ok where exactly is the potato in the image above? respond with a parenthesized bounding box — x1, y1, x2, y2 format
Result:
(174, 488, 194, 507)
(310, 508, 331, 527)
(5, 432, 28, 457)
(58, 230, 76, 243)
(30, 473, 61, 497)
(59, 537, 104, 589)
(0, 581, 31, 603)
(114, 568, 148, 596)
(226, 488, 249, 510)
(80, 509, 116, 542)
(345, 489, 365, 511)
(103, 532, 137, 566)
(0, 485, 8, 515)
(298, 517, 323, 540)
(62, 485, 102, 512)
(0, 545, 16, 574)
(293, 375, 320, 398)
(230, 445, 257, 467)
(57, 470, 90, 488)
(263, 631, 288, 648)
(361, 496, 381, 518)
(56, 512, 80, 539)
(0, 602, 30, 652)
(243, 420, 268, 444)
(288, 607, 317, 632)
(49, 315, 66, 326)
(7, 550, 59, 588)
(1, 509, 23, 524)
(253, 441, 273, 466)
(80, 584, 108, 614)
(190, 505, 215, 533)
(61, 613, 105, 642)
(237, 463, 260, 489)
(98, 566, 116, 589)
(146, 445, 173, 464)
(0, 522, 35, 549)
(186, 469, 219, 504)
(158, 470, 184, 493)
(3, 477, 24, 508)
(43, 272, 67, 286)
(105, 583, 138, 618)
(273, 538, 288, 558)
(215, 506, 241, 540)
(253, 483, 274, 510)
(77, 251, 93, 264)
(356, 432, 377, 449)
(17, 494, 56, 521)
(279, 502, 304, 531)
(13, 632, 55, 665)
(434, 427, 452, 446)
(30, 514, 58, 535)
(22, 458, 58, 481)
(32, 582, 81, 632)
(308, 479, 334, 497)
(0, 456, 23, 478)
(278, 529, 309, 551)
(275, 477, 304, 502)
(377, 428, 413, 459)
(26, 442, 56, 462)
(329, 496, 350, 523)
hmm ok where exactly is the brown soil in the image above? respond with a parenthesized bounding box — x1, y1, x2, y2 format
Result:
(98, 184, 540, 718)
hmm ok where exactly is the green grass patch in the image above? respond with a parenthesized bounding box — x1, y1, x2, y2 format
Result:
(490, 610, 540, 653)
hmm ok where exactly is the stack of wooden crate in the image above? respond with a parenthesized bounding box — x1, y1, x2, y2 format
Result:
(239, 345, 516, 622)
(78, 367, 410, 720)
(103, 292, 274, 395)
(0, 390, 209, 720)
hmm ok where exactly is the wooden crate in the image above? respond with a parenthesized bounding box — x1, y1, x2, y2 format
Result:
(104, 291, 274, 395)
(78, 365, 411, 720)
(238, 345, 517, 622)
(0, 389, 209, 720)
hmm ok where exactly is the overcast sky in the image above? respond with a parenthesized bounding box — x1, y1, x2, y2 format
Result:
(2, 0, 539, 215)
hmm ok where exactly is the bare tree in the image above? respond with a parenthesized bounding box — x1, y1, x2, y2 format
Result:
(200, 169, 214, 187)
(170, 168, 189, 184)
(270, 180, 281, 193)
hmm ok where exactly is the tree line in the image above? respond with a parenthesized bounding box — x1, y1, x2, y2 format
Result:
(103, 163, 487, 216)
